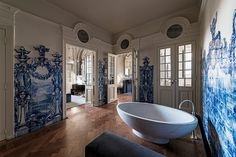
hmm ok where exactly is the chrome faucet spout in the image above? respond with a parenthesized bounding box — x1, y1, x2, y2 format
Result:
(179, 100, 196, 116)
(179, 99, 198, 140)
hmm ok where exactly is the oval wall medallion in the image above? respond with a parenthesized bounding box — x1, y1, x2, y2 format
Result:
(120, 39, 129, 49)
(166, 24, 183, 39)
(77, 29, 89, 43)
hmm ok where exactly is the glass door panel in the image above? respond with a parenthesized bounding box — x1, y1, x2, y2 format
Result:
(158, 42, 195, 109)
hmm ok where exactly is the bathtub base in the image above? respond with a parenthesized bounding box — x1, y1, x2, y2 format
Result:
(132, 129, 169, 145)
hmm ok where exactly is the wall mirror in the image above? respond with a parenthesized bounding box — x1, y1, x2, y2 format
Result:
(166, 24, 183, 39)
(120, 39, 129, 49)
(77, 29, 89, 43)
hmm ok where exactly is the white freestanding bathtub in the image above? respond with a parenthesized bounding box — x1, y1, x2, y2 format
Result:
(117, 102, 198, 144)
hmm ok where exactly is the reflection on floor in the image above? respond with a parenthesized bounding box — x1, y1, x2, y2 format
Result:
(66, 95, 86, 109)
(0, 94, 206, 157)
(117, 93, 132, 103)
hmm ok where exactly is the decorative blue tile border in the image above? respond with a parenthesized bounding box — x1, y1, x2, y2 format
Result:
(139, 57, 153, 103)
(98, 59, 107, 105)
(202, 11, 236, 157)
(14, 45, 63, 136)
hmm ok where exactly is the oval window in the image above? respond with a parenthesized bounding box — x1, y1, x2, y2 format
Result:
(120, 39, 129, 49)
(77, 30, 89, 43)
(166, 24, 183, 39)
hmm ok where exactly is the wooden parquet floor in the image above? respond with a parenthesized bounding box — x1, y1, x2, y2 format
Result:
(0, 94, 206, 157)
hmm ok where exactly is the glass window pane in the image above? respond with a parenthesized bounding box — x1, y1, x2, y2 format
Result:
(166, 79, 171, 86)
(179, 46, 184, 54)
(166, 56, 171, 63)
(166, 48, 171, 55)
(160, 49, 165, 56)
(185, 53, 192, 61)
(179, 54, 182, 62)
(185, 70, 192, 78)
(179, 79, 185, 86)
(167, 71, 171, 78)
(185, 79, 192, 87)
(167, 64, 171, 70)
(160, 72, 165, 78)
(160, 57, 165, 63)
(184, 61, 192, 70)
(160, 79, 165, 86)
(160, 64, 165, 71)
(179, 63, 182, 70)
(186, 44, 192, 52)
(160, 47, 172, 87)
(179, 71, 183, 78)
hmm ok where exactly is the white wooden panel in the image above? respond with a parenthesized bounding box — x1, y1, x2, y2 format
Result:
(132, 50, 138, 101)
(107, 84, 117, 103)
(175, 42, 195, 108)
(0, 28, 6, 141)
(107, 53, 117, 103)
(159, 90, 174, 108)
(177, 90, 193, 112)
(157, 46, 176, 108)
(85, 88, 93, 103)
(84, 51, 95, 104)
(157, 42, 195, 109)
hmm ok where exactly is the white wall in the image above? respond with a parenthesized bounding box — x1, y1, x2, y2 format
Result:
(0, 0, 202, 139)
(113, 6, 200, 43)
(2, 0, 113, 44)
(199, 0, 236, 155)
(113, 6, 201, 109)
(62, 23, 113, 112)
(199, 0, 236, 115)
(14, 9, 114, 134)
(200, 0, 236, 49)
(0, 2, 17, 139)
(114, 16, 200, 110)
(15, 11, 62, 55)
(0, 1, 114, 138)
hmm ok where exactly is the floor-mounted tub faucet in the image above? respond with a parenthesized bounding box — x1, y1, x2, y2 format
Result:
(179, 100, 198, 140)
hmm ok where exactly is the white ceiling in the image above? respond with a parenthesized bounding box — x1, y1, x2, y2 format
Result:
(46, 0, 200, 34)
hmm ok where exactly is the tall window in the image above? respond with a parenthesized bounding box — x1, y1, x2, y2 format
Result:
(108, 55, 115, 84)
(160, 48, 171, 86)
(178, 44, 192, 87)
(124, 54, 132, 76)
(86, 54, 93, 85)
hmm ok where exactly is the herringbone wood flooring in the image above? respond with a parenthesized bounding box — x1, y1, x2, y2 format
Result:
(0, 94, 206, 157)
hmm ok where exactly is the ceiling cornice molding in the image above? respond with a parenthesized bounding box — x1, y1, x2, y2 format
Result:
(0, 2, 19, 25)
(46, 0, 200, 34)
(160, 16, 190, 40)
(0, 2, 19, 14)
(198, 0, 207, 22)
(113, 5, 200, 39)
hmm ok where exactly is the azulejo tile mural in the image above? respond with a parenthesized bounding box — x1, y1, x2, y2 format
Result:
(139, 57, 153, 103)
(98, 59, 107, 105)
(202, 11, 236, 157)
(14, 45, 63, 136)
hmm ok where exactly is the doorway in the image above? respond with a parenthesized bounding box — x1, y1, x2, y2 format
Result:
(0, 27, 6, 141)
(65, 44, 95, 109)
(107, 51, 138, 103)
(157, 42, 195, 109)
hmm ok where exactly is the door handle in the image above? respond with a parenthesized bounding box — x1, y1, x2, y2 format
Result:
(171, 80, 176, 85)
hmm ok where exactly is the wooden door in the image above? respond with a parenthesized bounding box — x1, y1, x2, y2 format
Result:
(0, 28, 6, 141)
(158, 46, 176, 108)
(175, 43, 195, 109)
(85, 52, 94, 104)
(107, 53, 117, 103)
(157, 42, 195, 108)
(132, 50, 138, 101)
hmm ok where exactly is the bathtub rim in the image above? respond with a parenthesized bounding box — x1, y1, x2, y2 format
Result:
(117, 102, 198, 125)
